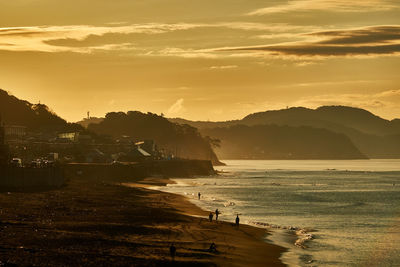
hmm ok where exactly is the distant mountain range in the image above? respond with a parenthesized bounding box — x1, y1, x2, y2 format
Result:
(170, 106, 400, 159)
(3, 88, 397, 160)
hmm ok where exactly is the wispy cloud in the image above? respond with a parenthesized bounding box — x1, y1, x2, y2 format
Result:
(166, 98, 186, 115)
(0, 21, 333, 56)
(0, 24, 203, 53)
(0, 22, 308, 53)
(218, 25, 400, 58)
(248, 0, 398, 15)
(4, 23, 400, 60)
(209, 65, 238, 70)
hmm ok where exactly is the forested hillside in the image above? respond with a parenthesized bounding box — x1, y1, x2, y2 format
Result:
(88, 111, 221, 164)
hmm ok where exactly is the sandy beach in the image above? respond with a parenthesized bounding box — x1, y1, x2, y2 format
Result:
(0, 176, 286, 266)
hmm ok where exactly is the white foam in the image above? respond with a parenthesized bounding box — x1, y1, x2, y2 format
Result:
(250, 221, 315, 249)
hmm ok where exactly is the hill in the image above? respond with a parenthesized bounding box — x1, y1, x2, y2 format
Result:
(242, 106, 400, 136)
(87, 111, 222, 165)
(202, 124, 366, 160)
(170, 106, 400, 159)
(0, 89, 82, 133)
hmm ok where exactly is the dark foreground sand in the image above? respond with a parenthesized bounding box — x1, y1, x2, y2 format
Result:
(0, 177, 286, 266)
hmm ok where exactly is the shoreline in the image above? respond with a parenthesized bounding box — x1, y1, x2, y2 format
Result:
(149, 176, 312, 267)
(0, 175, 286, 266)
(125, 177, 288, 266)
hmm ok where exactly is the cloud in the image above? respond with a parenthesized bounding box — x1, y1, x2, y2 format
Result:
(218, 25, 400, 58)
(143, 25, 400, 60)
(5, 23, 399, 61)
(209, 65, 238, 70)
(167, 98, 186, 115)
(0, 22, 311, 53)
(248, 0, 398, 15)
(0, 24, 203, 53)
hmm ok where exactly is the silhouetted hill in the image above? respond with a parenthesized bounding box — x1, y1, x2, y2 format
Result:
(87, 111, 221, 164)
(202, 124, 366, 160)
(0, 89, 82, 132)
(170, 106, 400, 159)
(242, 106, 400, 136)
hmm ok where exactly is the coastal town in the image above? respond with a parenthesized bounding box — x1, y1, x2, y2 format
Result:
(0, 112, 216, 189)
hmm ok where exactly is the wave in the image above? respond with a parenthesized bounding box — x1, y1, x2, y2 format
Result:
(223, 201, 236, 207)
(250, 221, 315, 249)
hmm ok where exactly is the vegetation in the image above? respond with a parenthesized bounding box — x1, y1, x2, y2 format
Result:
(202, 124, 366, 160)
(88, 111, 221, 164)
(171, 106, 400, 159)
(0, 89, 82, 133)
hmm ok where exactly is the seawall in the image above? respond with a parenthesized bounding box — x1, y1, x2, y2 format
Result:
(0, 165, 65, 189)
(65, 159, 215, 182)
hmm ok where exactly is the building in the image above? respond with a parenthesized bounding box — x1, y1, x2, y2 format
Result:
(0, 121, 4, 146)
(0, 119, 10, 164)
(58, 132, 92, 143)
(134, 140, 155, 155)
(4, 125, 26, 140)
(58, 132, 78, 142)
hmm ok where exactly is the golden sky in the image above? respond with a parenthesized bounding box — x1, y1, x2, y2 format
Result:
(1, 0, 400, 121)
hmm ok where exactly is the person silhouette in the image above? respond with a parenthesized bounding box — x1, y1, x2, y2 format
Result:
(209, 212, 213, 222)
(198, 192, 201, 200)
(235, 215, 240, 227)
(170, 243, 176, 260)
(215, 209, 220, 221)
(209, 242, 217, 253)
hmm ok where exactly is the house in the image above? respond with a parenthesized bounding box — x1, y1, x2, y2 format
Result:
(113, 140, 155, 162)
(58, 132, 92, 143)
(58, 132, 78, 142)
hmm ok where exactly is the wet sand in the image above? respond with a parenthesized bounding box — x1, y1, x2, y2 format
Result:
(0, 177, 286, 266)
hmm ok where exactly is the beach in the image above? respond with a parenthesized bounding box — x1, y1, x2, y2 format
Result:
(161, 160, 400, 266)
(0, 176, 285, 266)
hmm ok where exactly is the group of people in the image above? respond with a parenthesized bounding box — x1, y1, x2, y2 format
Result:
(208, 208, 221, 222)
(200, 192, 240, 226)
(169, 192, 241, 261)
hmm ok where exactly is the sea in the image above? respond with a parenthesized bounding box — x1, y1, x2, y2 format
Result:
(153, 159, 400, 267)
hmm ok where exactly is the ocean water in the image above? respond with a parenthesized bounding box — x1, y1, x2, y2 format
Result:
(155, 160, 400, 266)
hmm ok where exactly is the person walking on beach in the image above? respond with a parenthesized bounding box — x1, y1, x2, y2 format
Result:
(235, 214, 240, 227)
(198, 192, 201, 200)
(209, 242, 217, 253)
(215, 209, 220, 221)
(209, 212, 213, 222)
(170, 243, 176, 261)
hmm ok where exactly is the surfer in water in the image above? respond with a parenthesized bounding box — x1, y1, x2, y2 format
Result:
(235, 214, 240, 227)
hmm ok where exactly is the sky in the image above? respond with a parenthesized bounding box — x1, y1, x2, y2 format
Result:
(1, 0, 400, 122)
